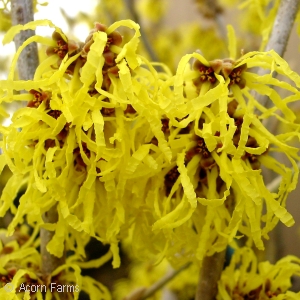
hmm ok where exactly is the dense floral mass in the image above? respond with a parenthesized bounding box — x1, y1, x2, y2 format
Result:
(217, 247, 300, 299)
(0, 227, 111, 300)
(0, 16, 300, 299)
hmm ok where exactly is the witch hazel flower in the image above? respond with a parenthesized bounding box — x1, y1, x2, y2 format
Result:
(0, 19, 167, 269)
(128, 29, 300, 264)
(217, 247, 300, 300)
(0, 228, 110, 300)
(0, 18, 299, 283)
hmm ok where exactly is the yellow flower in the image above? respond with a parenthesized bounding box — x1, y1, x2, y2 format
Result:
(1, 18, 300, 275)
(129, 37, 300, 265)
(217, 247, 300, 300)
(0, 19, 173, 270)
(0, 227, 110, 300)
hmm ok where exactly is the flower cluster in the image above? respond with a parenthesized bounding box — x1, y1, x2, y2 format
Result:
(0, 18, 300, 298)
(0, 227, 109, 299)
(129, 48, 300, 264)
(217, 247, 300, 300)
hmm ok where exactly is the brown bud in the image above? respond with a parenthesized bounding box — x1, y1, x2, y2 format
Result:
(221, 62, 234, 78)
(209, 59, 223, 74)
(102, 74, 111, 91)
(52, 31, 65, 42)
(45, 139, 56, 149)
(67, 40, 82, 55)
(237, 77, 246, 89)
(108, 31, 123, 46)
(94, 22, 107, 32)
(82, 39, 93, 57)
(124, 104, 136, 114)
(246, 136, 257, 147)
(250, 159, 261, 170)
(103, 51, 116, 66)
(227, 99, 239, 117)
(107, 65, 119, 76)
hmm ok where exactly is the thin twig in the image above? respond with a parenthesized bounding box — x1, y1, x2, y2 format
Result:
(194, 193, 234, 300)
(265, 0, 300, 55)
(40, 205, 65, 283)
(253, 2, 300, 256)
(124, 263, 191, 300)
(11, 0, 39, 82)
(255, 0, 300, 108)
(141, 263, 190, 299)
(194, 251, 226, 300)
(11, 0, 64, 282)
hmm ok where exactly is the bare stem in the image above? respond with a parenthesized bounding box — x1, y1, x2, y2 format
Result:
(194, 251, 226, 300)
(265, 0, 300, 55)
(11, 0, 39, 82)
(40, 205, 64, 283)
(254, 1, 300, 263)
(124, 263, 190, 300)
(256, 0, 300, 108)
(194, 194, 234, 300)
(141, 263, 190, 299)
(11, 0, 64, 282)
